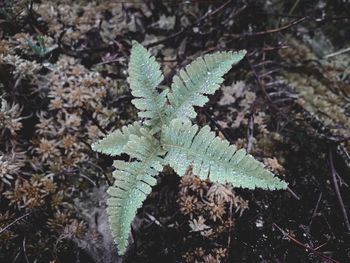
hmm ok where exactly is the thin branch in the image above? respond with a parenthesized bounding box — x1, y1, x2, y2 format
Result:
(23, 237, 30, 263)
(328, 149, 350, 232)
(255, 13, 350, 20)
(324, 47, 350, 59)
(226, 200, 234, 260)
(0, 213, 30, 234)
(145, 213, 163, 228)
(335, 169, 348, 188)
(145, 0, 240, 48)
(273, 223, 340, 263)
(287, 187, 300, 201)
(309, 192, 323, 226)
(79, 172, 97, 186)
(288, 0, 302, 15)
(228, 17, 307, 38)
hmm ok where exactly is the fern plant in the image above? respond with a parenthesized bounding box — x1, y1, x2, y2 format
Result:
(92, 41, 288, 255)
(27, 36, 57, 58)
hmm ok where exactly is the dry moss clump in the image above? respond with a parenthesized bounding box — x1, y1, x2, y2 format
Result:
(179, 172, 248, 263)
(0, 2, 132, 258)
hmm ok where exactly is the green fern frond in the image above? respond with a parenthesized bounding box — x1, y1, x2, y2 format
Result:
(92, 42, 287, 255)
(161, 118, 287, 190)
(165, 50, 247, 122)
(128, 41, 168, 129)
(91, 122, 142, 156)
(106, 133, 164, 254)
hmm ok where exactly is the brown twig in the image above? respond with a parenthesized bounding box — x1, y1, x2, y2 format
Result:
(0, 213, 31, 234)
(335, 169, 348, 187)
(227, 17, 307, 38)
(328, 148, 350, 233)
(226, 201, 234, 259)
(247, 17, 307, 36)
(255, 12, 350, 20)
(309, 192, 323, 227)
(23, 237, 30, 263)
(287, 187, 300, 201)
(145, 0, 239, 48)
(79, 172, 97, 186)
(273, 223, 340, 263)
(262, 45, 290, 52)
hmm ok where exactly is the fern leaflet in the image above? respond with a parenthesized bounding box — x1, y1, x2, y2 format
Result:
(91, 122, 142, 156)
(106, 131, 164, 254)
(165, 50, 247, 122)
(161, 118, 287, 190)
(128, 41, 168, 129)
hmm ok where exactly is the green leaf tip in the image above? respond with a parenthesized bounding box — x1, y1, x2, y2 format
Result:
(106, 133, 163, 254)
(161, 118, 287, 191)
(165, 49, 247, 122)
(91, 122, 142, 156)
(128, 40, 167, 130)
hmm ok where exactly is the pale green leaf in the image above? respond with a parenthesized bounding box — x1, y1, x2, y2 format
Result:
(161, 118, 287, 190)
(91, 122, 142, 156)
(165, 50, 247, 122)
(128, 41, 168, 129)
(106, 132, 164, 254)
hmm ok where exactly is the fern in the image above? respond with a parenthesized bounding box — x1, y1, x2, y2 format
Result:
(161, 118, 287, 190)
(106, 130, 164, 254)
(91, 121, 142, 156)
(165, 50, 247, 122)
(128, 41, 168, 129)
(91, 41, 288, 255)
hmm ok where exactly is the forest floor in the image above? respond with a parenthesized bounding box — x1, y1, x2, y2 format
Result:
(0, 1, 350, 262)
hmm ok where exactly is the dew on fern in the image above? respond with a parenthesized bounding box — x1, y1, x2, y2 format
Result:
(91, 41, 287, 255)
